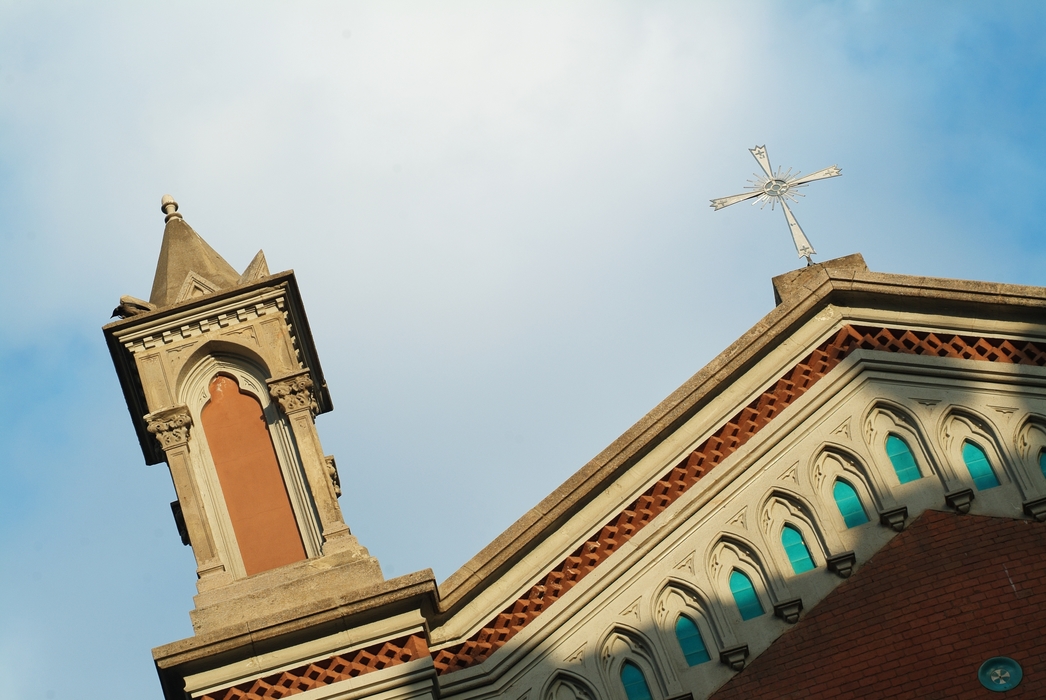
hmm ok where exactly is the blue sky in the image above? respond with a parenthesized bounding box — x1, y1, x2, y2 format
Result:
(2, 3, 1045, 698)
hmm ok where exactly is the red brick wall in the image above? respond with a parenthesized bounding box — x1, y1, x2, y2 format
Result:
(711, 511, 1046, 699)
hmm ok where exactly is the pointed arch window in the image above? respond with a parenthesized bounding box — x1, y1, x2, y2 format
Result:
(674, 615, 711, 665)
(1039, 449, 1046, 480)
(781, 525, 815, 574)
(729, 570, 763, 620)
(620, 661, 653, 700)
(962, 441, 999, 490)
(885, 434, 920, 484)
(832, 480, 869, 528)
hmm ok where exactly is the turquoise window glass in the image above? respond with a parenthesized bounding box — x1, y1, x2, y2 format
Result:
(781, 525, 815, 574)
(620, 662, 653, 700)
(674, 615, 711, 665)
(962, 441, 999, 490)
(1039, 450, 1046, 480)
(729, 570, 763, 620)
(832, 480, 869, 528)
(885, 435, 920, 484)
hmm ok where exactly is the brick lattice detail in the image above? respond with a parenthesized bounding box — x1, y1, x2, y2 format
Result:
(710, 510, 1046, 699)
(431, 325, 1046, 674)
(201, 634, 429, 700)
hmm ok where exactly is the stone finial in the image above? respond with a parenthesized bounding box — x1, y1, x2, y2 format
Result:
(161, 194, 183, 223)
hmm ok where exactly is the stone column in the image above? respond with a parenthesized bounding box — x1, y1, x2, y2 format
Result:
(145, 406, 231, 589)
(268, 370, 357, 555)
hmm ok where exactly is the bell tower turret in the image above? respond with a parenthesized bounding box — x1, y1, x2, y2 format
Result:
(104, 196, 382, 634)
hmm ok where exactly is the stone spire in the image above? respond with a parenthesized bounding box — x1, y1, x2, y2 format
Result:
(149, 195, 249, 307)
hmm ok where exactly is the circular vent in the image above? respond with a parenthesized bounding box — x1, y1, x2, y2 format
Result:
(978, 657, 1022, 692)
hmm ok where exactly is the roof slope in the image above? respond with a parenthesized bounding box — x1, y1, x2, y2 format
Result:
(712, 510, 1046, 699)
(435, 253, 1046, 618)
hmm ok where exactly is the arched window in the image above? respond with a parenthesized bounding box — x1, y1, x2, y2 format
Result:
(885, 434, 920, 484)
(1039, 450, 1046, 480)
(781, 525, 815, 574)
(832, 480, 869, 528)
(729, 570, 764, 620)
(962, 441, 999, 489)
(674, 615, 710, 665)
(620, 661, 653, 700)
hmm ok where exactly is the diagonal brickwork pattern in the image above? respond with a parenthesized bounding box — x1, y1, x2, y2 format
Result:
(710, 510, 1046, 699)
(201, 634, 428, 700)
(431, 325, 1046, 674)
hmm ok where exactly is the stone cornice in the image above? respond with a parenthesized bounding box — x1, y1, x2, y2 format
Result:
(146, 406, 193, 451)
(115, 286, 291, 355)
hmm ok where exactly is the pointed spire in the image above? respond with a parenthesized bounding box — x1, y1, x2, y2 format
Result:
(149, 195, 242, 307)
(237, 249, 271, 285)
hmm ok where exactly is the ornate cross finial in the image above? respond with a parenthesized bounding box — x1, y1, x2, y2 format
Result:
(710, 146, 841, 266)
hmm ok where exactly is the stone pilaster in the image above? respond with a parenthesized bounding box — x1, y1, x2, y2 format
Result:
(267, 370, 357, 555)
(146, 406, 230, 588)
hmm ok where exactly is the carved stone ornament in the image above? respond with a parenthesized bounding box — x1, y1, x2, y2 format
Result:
(1023, 496, 1046, 523)
(945, 488, 975, 515)
(325, 454, 342, 497)
(719, 644, 750, 671)
(267, 371, 318, 415)
(145, 407, 193, 450)
(773, 598, 803, 624)
(878, 505, 909, 532)
(826, 551, 857, 578)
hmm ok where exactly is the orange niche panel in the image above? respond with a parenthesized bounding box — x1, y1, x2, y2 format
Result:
(201, 374, 307, 576)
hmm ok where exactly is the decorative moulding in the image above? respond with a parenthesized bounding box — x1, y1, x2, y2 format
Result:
(826, 551, 857, 578)
(945, 489, 975, 514)
(1022, 496, 1046, 522)
(719, 644, 750, 671)
(878, 506, 908, 532)
(174, 270, 222, 304)
(119, 287, 289, 355)
(773, 598, 803, 624)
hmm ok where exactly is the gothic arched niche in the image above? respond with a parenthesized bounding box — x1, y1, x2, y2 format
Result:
(863, 402, 943, 486)
(653, 581, 727, 663)
(544, 672, 597, 700)
(178, 353, 323, 578)
(758, 489, 836, 569)
(1016, 415, 1046, 482)
(202, 374, 307, 576)
(598, 625, 669, 699)
(939, 407, 1026, 496)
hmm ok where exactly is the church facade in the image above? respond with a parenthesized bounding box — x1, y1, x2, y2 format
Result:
(105, 198, 1046, 699)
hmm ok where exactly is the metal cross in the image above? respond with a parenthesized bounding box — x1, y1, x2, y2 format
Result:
(710, 146, 841, 265)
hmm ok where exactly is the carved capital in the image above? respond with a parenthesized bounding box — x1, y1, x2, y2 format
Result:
(145, 406, 193, 450)
(267, 371, 318, 415)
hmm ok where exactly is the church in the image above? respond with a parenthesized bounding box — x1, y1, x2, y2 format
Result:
(104, 195, 1046, 699)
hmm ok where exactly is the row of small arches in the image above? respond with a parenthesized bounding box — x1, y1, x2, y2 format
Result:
(884, 433, 1006, 491)
(612, 422, 1046, 700)
(773, 436, 1008, 577)
(714, 435, 1016, 624)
